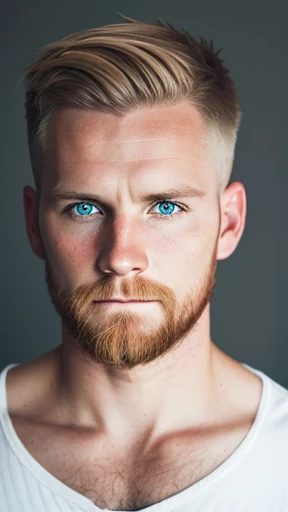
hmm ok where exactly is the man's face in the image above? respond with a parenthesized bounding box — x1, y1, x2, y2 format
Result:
(34, 104, 222, 368)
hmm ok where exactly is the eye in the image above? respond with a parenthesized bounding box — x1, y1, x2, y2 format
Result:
(152, 201, 183, 217)
(70, 202, 100, 216)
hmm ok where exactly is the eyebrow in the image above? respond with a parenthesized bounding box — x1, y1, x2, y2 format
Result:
(51, 184, 205, 204)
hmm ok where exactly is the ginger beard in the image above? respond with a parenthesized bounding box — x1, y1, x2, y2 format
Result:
(45, 249, 217, 369)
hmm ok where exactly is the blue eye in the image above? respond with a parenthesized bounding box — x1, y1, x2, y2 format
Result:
(66, 200, 184, 220)
(155, 201, 180, 216)
(73, 203, 98, 216)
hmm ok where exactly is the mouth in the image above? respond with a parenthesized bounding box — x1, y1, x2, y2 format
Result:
(94, 299, 156, 303)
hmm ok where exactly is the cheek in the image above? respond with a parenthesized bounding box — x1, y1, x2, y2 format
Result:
(148, 228, 197, 285)
(39, 211, 98, 281)
(148, 219, 218, 291)
(42, 228, 96, 286)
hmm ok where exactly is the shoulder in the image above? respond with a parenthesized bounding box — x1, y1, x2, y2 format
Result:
(243, 364, 288, 425)
(248, 365, 288, 419)
(1, 348, 61, 420)
(249, 368, 288, 461)
(264, 373, 288, 427)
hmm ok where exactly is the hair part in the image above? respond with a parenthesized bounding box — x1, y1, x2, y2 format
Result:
(24, 19, 241, 191)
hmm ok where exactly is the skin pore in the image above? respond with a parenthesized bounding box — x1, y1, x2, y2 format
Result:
(13, 103, 263, 509)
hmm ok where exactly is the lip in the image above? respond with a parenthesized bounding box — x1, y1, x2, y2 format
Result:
(94, 300, 156, 303)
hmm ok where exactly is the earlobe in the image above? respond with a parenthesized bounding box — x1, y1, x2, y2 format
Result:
(23, 185, 46, 260)
(216, 182, 246, 261)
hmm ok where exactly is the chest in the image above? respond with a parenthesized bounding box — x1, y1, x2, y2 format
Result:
(10, 417, 246, 510)
(34, 444, 223, 509)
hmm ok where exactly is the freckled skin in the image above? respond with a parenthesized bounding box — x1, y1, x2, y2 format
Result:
(39, 104, 220, 299)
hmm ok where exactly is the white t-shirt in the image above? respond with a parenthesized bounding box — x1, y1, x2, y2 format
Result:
(0, 362, 288, 512)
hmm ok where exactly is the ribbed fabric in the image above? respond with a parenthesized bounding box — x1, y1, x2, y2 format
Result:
(1, 363, 288, 511)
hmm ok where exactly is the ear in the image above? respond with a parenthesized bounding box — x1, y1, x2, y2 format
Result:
(23, 185, 46, 260)
(216, 181, 246, 261)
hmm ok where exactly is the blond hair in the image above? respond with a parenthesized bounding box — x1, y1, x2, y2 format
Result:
(24, 19, 241, 191)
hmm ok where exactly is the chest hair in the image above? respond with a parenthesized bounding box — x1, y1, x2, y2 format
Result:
(11, 417, 246, 510)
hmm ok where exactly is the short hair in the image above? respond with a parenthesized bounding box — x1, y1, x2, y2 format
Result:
(24, 19, 241, 191)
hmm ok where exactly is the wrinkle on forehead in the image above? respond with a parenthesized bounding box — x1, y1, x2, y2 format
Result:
(71, 140, 202, 163)
(44, 105, 216, 190)
(48, 104, 206, 150)
(48, 116, 206, 167)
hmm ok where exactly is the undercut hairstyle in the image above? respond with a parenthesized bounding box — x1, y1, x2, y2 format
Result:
(24, 19, 241, 192)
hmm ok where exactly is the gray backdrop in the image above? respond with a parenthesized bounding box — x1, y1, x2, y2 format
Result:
(1, 0, 287, 385)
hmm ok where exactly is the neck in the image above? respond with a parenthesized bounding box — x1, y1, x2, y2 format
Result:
(53, 306, 224, 442)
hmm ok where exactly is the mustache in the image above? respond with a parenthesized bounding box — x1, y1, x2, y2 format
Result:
(48, 272, 176, 310)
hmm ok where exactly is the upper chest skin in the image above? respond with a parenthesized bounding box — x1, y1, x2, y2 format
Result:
(9, 413, 253, 511)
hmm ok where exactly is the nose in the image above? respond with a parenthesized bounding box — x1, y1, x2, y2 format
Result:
(96, 215, 149, 277)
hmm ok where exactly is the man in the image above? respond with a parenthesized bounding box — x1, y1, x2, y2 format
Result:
(0, 18, 287, 512)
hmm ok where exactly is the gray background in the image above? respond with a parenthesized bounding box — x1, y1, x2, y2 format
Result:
(1, 0, 287, 385)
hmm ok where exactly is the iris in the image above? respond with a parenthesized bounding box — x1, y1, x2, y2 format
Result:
(75, 203, 96, 215)
(158, 202, 176, 215)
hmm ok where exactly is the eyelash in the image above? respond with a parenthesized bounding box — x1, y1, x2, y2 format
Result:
(63, 200, 187, 221)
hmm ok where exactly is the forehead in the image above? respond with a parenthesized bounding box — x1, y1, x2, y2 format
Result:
(43, 103, 216, 190)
